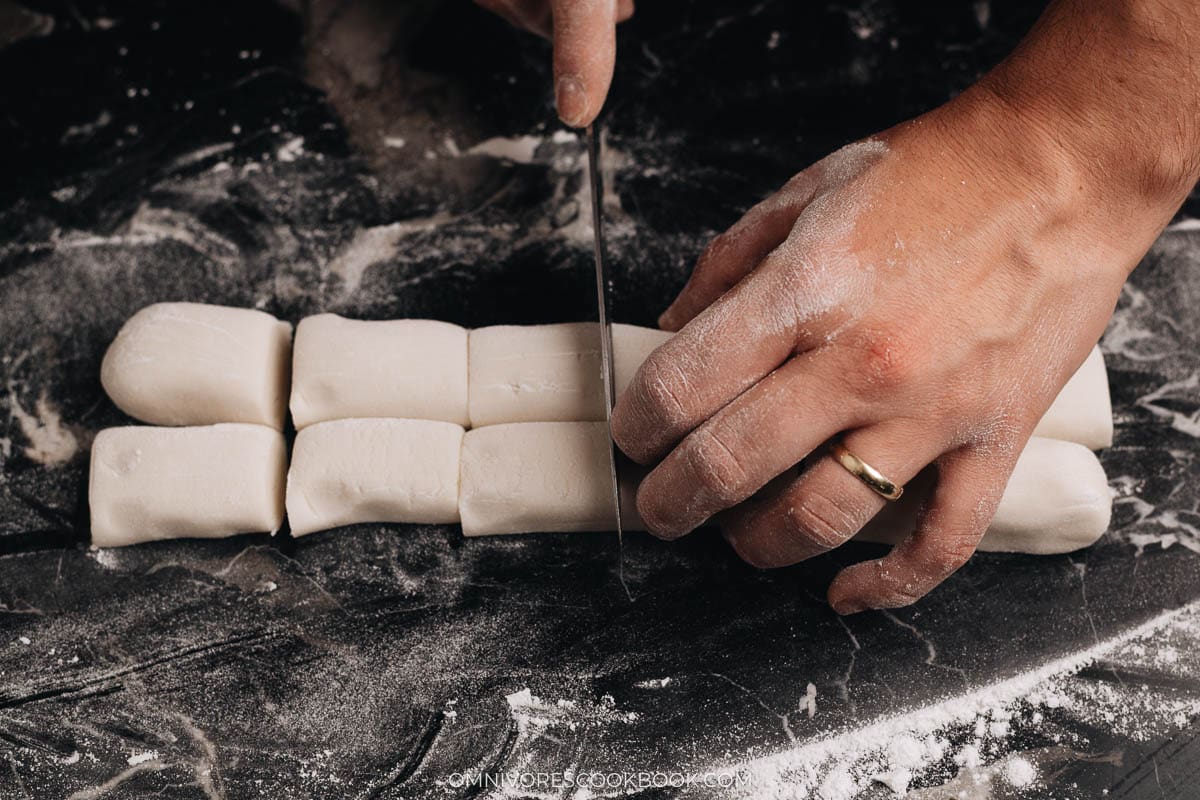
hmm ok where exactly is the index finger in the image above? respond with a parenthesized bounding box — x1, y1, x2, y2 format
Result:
(553, 0, 618, 127)
(611, 244, 868, 465)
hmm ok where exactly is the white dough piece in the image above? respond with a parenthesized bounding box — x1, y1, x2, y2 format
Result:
(856, 436, 1112, 554)
(290, 314, 469, 429)
(89, 424, 286, 547)
(287, 417, 464, 537)
(101, 302, 292, 430)
(467, 322, 673, 427)
(468, 323, 603, 427)
(1031, 346, 1113, 449)
(460, 421, 624, 535)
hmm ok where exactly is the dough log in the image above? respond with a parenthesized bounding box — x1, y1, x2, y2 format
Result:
(287, 418, 464, 537)
(468, 322, 1110, 451)
(290, 314, 469, 429)
(856, 436, 1112, 554)
(89, 424, 286, 547)
(101, 302, 293, 430)
(459, 422, 1110, 553)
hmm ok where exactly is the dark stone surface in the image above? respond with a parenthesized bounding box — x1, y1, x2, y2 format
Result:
(0, 0, 1198, 797)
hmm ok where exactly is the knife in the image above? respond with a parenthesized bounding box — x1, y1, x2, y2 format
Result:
(584, 123, 627, 593)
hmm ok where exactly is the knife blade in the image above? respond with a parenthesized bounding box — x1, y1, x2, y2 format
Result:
(584, 124, 626, 563)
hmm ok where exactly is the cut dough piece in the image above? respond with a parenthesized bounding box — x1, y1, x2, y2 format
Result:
(460, 421, 626, 536)
(290, 314, 469, 429)
(467, 322, 673, 427)
(89, 424, 286, 547)
(468, 323, 603, 427)
(856, 436, 1112, 555)
(1031, 346, 1113, 449)
(286, 417, 463, 537)
(101, 302, 292, 430)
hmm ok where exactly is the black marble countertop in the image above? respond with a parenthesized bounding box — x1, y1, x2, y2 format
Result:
(2, 1, 1199, 797)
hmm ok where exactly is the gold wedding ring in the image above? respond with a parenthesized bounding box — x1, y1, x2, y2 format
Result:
(829, 440, 904, 501)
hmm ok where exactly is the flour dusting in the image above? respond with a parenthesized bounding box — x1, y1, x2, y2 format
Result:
(325, 213, 453, 295)
(8, 392, 78, 466)
(709, 600, 1200, 798)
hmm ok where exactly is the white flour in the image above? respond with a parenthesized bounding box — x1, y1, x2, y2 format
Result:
(712, 600, 1200, 798)
(7, 391, 78, 466)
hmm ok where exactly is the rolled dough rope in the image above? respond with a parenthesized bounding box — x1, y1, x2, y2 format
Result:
(855, 436, 1112, 554)
(89, 424, 286, 547)
(101, 302, 293, 430)
(290, 314, 469, 430)
(1030, 346, 1113, 449)
(468, 322, 1110, 449)
(459, 423, 1109, 554)
(286, 417, 463, 537)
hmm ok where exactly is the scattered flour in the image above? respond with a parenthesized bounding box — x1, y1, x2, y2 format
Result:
(325, 213, 452, 295)
(1003, 756, 1036, 787)
(8, 391, 78, 466)
(467, 135, 544, 164)
(709, 600, 1200, 798)
(276, 136, 305, 163)
(126, 751, 159, 766)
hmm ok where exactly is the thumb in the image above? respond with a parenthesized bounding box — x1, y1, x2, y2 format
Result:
(552, 0, 618, 127)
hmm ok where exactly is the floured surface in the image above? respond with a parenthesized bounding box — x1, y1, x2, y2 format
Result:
(2, 0, 1199, 798)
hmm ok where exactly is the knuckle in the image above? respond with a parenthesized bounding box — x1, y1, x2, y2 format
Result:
(696, 234, 740, 287)
(783, 490, 860, 552)
(637, 356, 690, 426)
(684, 427, 747, 504)
(614, 356, 693, 462)
(848, 331, 922, 394)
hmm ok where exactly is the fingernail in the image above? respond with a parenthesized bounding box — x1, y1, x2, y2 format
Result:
(657, 308, 678, 331)
(555, 75, 588, 127)
(832, 599, 868, 616)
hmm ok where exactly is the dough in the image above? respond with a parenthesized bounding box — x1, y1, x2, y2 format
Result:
(467, 322, 1109, 451)
(460, 421, 626, 535)
(460, 423, 1108, 554)
(290, 314, 469, 429)
(468, 323, 603, 427)
(855, 436, 1112, 554)
(1030, 346, 1113, 449)
(101, 302, 293, 430)
(287, 417, 463, 537)
(89, 424, 286, 547)
(467, 322, 673, 427)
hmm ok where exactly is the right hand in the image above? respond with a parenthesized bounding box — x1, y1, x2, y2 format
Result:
(474, 0, 635, 127)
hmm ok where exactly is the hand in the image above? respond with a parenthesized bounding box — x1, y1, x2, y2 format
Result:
(611, 76, 1188, 613)
(474, 0, 635, 127)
